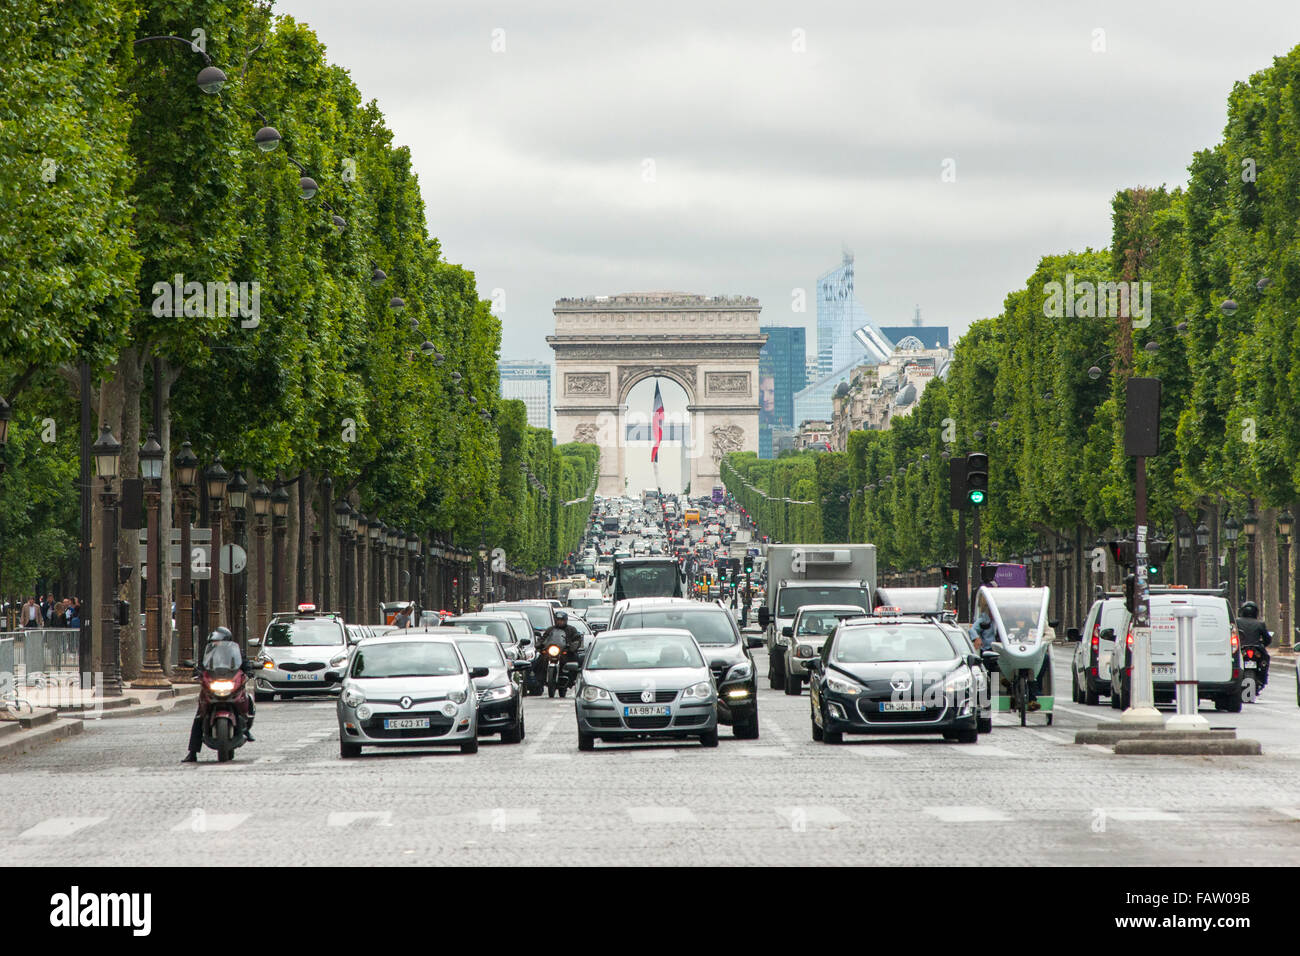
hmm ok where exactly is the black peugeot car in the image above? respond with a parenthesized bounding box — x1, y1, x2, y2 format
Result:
(608, 598, 761, 738)
(807, 612, 990, 744)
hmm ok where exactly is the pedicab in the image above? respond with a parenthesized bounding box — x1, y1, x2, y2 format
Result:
(971, 586, 1055, 726)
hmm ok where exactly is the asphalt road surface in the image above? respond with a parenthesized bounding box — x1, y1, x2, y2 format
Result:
(3, 648, 1299, 865)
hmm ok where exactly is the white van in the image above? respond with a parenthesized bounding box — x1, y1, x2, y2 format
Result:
(566, 588, 605, 611)
(1067, 596, 1128, 704)
(1106, 591, 1242, 712)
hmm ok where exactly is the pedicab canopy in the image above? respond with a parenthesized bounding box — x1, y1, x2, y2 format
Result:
(873, 586, 947, 617)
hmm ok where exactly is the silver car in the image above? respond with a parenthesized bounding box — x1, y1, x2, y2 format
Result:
(574, 627, 718, 750)
(337, 630, 487, 757)
(252, 609, 352, 701)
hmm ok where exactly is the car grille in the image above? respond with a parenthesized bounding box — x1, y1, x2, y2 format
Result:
(625, 716, 672, 729)
(362, 713, 453, 739)
(279, 661, 326, 672)
(673, 714, 708, 726)
(616, 690, 676, 704)
(857, 699, 947, 723)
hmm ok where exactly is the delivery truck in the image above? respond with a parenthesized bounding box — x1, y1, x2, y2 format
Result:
(758, 544, 877, 692)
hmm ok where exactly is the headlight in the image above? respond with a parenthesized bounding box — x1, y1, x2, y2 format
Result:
(483, 683, 513, 701)
(795, 644, 816, 658)
(546, 645, 561, 658)
(329, 652, 349, 668)
(260, 658, 276, 670)
(448, 687, 468, 704)
(356, 705, 372, 720)
(208, 679, 235, 696)
(825, 674, 863, 696)
(681, 681, 713, 700)
(441, 701, 457, 717)
(725, 661, 753, 682)
(581, 684, 612, 702)
(943, 671, 972, 694)
(341, 687, 365, 707)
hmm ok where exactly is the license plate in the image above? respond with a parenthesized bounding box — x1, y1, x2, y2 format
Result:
(624, 705, 670, 717)
(1152, 664, 1176, 677)
(383, 717, 430, 730)
(879, 701, 925, 712)
(1244, 661, 1257, 669)
(287, 671, 321, 681)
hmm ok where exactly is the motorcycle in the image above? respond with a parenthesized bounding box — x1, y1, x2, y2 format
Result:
(199, 659, 256, 762)
(1241, 642, 1270, 701)
(540, 634, 576, 699)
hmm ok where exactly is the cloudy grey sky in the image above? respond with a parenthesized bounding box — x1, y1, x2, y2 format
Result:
(276, 0, 1300, 361)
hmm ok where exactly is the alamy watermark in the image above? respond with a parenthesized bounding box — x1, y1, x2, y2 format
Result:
(1042, 273, 1151, 328)
(151, 274, 261, 328)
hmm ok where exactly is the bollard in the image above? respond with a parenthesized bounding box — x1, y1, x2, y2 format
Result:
(1166, 605, 1209, 731)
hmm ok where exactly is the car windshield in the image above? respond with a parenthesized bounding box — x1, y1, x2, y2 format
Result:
(512, 605, 553, 629)
(456, 641, 505, 669)
(616, 563, 680, 598)
(202, 640, 243, 676)
(587, 633, 704, 669)
(797, 611, 858, 635)
(585, 607, 612, 623)
(450, 619, 513, 643)
(618, 609, 736, 645)
(834, 625, 957, 663)
(264, 619, 344, 647)
(350, 642, 463, 678)
(568, 596, 604, 609)
(988, 592, 1046, 642)
(777, 587, 869, 617)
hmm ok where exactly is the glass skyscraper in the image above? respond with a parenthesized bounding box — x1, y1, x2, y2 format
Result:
(759, 326, 807, 459)
(497, 360, 552, 430)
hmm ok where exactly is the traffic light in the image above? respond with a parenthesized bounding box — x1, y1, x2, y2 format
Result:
(965, 453, 988, 506)
(1123, 573, 1136, 614)
(941, 565, 958, 584)
(743, 554, 754, 574)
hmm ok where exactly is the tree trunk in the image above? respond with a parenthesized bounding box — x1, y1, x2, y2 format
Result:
(1260, 507, 1279, 635)
(117, 347, 146, 680)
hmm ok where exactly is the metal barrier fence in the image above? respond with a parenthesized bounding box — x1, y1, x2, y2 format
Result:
(0, 629, 81, 689)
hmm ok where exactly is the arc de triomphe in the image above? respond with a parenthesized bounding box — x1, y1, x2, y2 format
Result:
(547, 292, 766, 497)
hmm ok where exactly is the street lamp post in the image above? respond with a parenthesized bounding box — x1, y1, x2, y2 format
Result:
(204, 459, 227, 635)
(354, 513, 369, 626)
(334, 499, 352, 623)
(134, 433, 169, 687)
(253, 480, 271, 642)
(1244, 510, 1259, 604)
(1279, 510, 1294, 650)
(478, 540, 488, 612)
(271, 482, 290, 612)
(1195, 522, 1210, 589)
(1177, 524, 1192, 587)
(226, 471, 248, 652)
(320, 477, 333, 612)
(1224, 516, 1241, 610)
(173, 441, 199, 682)
(407, 534, 419, 607)
(93, 425, 123, 697)
(369, 520, 383, 622)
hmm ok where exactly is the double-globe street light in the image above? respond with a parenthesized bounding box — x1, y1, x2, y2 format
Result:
(92, 425, 123, 696)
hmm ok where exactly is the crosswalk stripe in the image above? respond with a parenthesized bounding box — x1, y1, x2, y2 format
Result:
(471, 808, 540, 827)
(775, 806, 850, 826)
(170, 812, 249, 833)
(627, 806, 697, 824)
(21, 816, 107, 838)
(924, 806, 1011, 823)
(328, 811, 393, 828)
(948, 744, 1018, 757)
(1105, 808, 1178, 821)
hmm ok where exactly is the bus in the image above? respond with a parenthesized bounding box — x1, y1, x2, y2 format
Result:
(711, 485, 725, 505)
(684, 508, 701, 525)
(642, 488, 661, 508)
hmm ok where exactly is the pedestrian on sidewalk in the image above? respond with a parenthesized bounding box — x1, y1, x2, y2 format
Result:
(66, 599, 81, 630)
(22, 597, 43, 628)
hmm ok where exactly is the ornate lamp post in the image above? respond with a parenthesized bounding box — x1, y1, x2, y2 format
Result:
(134, 433, 169, 687)
(1195, 522, 1210, 589)
(226, 471, 249, 651)
(369, 520, 384, 621)
(204, 459, 228, 634)
(1243, 510, 1259, 604)
(172, 441, 199, 682)
(1279, 510, 1294, 649)
(334, 499, 353, 622)
(388, 527, 401, 605)
(253, 480, 271, 641)
(1223, 515, 1241, 610)
(92, 425, 123, 696)
(271, 482, 290, 612)
(407, 533, 420, 606)
(477, 539, 488, 611)
(1057, 540, 1070, 622)
(354, 513, 369, 626)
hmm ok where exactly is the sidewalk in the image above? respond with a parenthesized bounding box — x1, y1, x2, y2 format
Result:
(0, 684, 200, 761)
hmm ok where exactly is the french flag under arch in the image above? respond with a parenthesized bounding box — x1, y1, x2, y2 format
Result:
(650, 380, 665, 463)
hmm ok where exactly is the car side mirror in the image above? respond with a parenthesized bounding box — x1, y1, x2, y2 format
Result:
(746, 635, 764, 649)
(511, 659, 531, 671)
(1066, 627, 1081, 642)
(757, 607, 770, 628)
(469, 667, 490, 679)
(966, 654, 982, 668)
(781, 625, 793, 638)
(1049, 619, 1060, 628)
(519, 637, 531, 646)
(981, 650, 1000, 673)
(805, 658, 821, 674)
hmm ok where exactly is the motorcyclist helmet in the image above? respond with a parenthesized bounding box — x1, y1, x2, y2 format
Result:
(1239, 601, 1259, 619)
(208, 626, 234, 642)
(555, 610, 568, 622)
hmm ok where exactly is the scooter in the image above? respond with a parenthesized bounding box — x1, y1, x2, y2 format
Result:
(1241, 640, 1271, 701)
(199, 660, 256, 762)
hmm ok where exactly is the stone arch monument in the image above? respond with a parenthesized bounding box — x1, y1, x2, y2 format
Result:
(548, 292, 766, 497)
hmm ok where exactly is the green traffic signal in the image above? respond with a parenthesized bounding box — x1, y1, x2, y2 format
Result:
(968, 489, 986, 506)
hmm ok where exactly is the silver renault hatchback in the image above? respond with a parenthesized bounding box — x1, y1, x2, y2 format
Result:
(337, 630, 487, 757)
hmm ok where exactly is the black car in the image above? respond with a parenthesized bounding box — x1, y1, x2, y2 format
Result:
(608, 598, 761, 739)
(583, 605, 613, 633)
(807, 613, 988, 744)
(483, 600, 556, 640)
(451, 634, 529, 743)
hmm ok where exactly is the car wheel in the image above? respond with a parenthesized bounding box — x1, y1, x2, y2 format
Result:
(811, 704, 823, 741)
(733, 712, 760, 739)
(501, 723, 521, 744)
(461, 736, 479, 754)
(1217, 688, 1244, 714)
(1084, 679, 1100, 707)
(769, 652, 785, 690)
(823, 728, 843, 745)
(784, 668, 801, 696)
(1070, 667, 1081, 703)
(578, 731, 595, 751)
(1110, 675, 1122, 709)
(254, 689, 273, 703)
(1119, 682, 1131, 711)
(339, 740, 361, 759)
(957, 728, 978, 744)
(699, 729, 719, 748)
(977, 715, 993, 734)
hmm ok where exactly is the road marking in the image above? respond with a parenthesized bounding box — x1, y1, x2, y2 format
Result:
(21, 816, 107, 838)
(924, 806, 1011, 823)
(948, 744, 1018, 757)
(471, 808, 540, 827)
(632, 748, 677, 759)
(1085, 744, 1112, 754)
(1272, 807, 1300, 820)
(328, 811, 393, 828)
(627, 806, 697, 824)
(845, 744, 906, 757)
(776, 806, 850, 826)
(1105, 808, 1178, 821)
(170, 812, 249, 832)
(1054, 703, 1119, 722)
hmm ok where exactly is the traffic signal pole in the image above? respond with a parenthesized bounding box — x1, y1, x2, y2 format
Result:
(1124, 379, 1163, 726)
